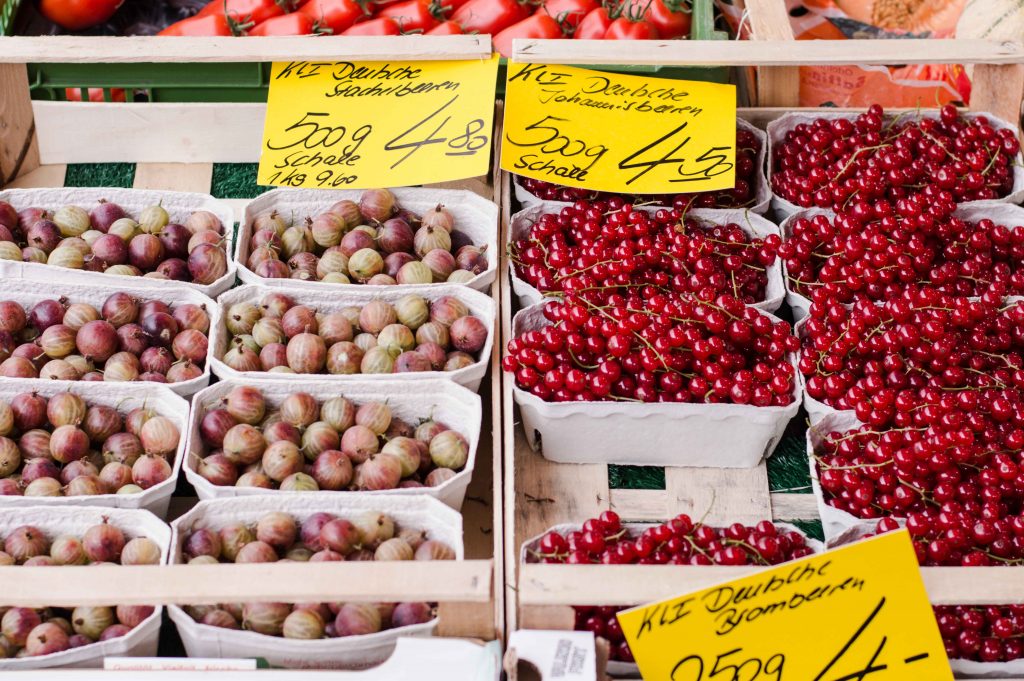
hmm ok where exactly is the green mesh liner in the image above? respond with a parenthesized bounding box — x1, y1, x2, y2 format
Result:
(211, 163, 267, 200)
(789, 519, 824, 542)
(609, 465, 666, 490)
(63, 163, 134, 188)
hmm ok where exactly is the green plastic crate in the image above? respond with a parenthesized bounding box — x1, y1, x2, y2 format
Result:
(5, 0, 728, 103)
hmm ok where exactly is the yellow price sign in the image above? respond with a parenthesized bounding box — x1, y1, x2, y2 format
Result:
(617, 530, 952, 681)
(501, 63, 737, 195)
(257, 56, 500, 190)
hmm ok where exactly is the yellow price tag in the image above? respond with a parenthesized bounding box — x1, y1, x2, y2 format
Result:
(258, 56, 500, 190)
(616, 530, 952, 681)
(501, 63, 737, 195)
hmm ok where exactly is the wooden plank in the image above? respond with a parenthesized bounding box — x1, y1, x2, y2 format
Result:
(664, 464, 771, 526)
(745, 0, 800, 108)
(4, 163, 66, 188)
(132, 163, 214, 194)
(0, 35, 491, 63)
(970, 63, 1024, 130)
(770, 492, 819, 520)
(0, 560, 493, 607)
(511, 38, 1024, 67)
(0, 64, 38, 186)
(519, 605, 575, 630)
(519, 564, 1024, 606)
(33, 102, 266, 164)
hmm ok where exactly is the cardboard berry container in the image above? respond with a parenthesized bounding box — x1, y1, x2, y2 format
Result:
(766, 111, 1024, 221)
(805, 410, 874, 541)
(0, 380, 188, 518)
(209, 283, 496, 393)
(508, 203, 785, 313)
(0, 278, 218, 398)
(0, 187, 237, 298)
(236, 187, 499, 294)
(510, 302, 801, 467)
(183, 377, 482, 510)
(522, 521, 823, 678)
(0, 505, 170, 670)
(512, 118, 772, 217)
(167, 495, 464, 670)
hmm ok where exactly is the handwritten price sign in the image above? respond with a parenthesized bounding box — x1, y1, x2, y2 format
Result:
(257, 56, 499, 189)
(501, 64, 737, 195)
(617, 530, 952, 681)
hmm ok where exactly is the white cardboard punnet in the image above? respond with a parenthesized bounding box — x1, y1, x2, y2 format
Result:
(508, 204, 784, 312)
(209, 283, 495, 393)
(806, 411, 870, 540)
(0, 505, 170, 670)
(511, 303, 800, 467)
(0, 381, 188, 518)
(167, 495, 463, 669)
(183, 377, 481, 510)
(0, 278, 218, 398)
(0, 188, 236, 298)
(237, 187, 499, 293)
(766, 111, 1024, 219)
(512, 118, 772, 216)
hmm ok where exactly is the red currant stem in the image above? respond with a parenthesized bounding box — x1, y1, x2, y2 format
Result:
(730, 271, 738, 298)
(553, 258, 622, 282)
(659, 251, 692, 275)
(566, 346, 598, 370)
(919, 129, 967, 165)
(814, 456, 893, 471)
(977, 351, 1020, 371)
(826, 426, 927, 443)
(831, 143, 894, 183)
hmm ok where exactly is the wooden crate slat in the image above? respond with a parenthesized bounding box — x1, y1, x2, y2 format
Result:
(511, 37, 1024, 67)
(4, 163, 67, 188)
(0, 64, 37, 185)
(519, 564, 1024, 607)
(969, 64, 1024, 127)
(0, 35, 491, 64)
(133, 162, 214, 194)
(664, 464, 771, 526)
(745, 0, 800, 108)
(770, 492, 819, 520)
(0, 560, 493, 607)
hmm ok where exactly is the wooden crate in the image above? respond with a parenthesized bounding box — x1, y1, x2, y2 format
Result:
(0, 36, 504, 647)
(499, 37, 1024, 671)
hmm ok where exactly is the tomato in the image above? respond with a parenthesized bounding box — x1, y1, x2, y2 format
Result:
(64, 88, 127, 103)
(157, 13, 240, 35)
(426, 19, 463, 33)
(248, 12, 318, 34)
(538, 0, 595, 29)
(340, 16, 401, 33)
(198, 0, 294, 26)
(378, 0, 441, 32)
(450, 0, 530, 36)
(603, 16, 658, 39)
(623, 0, 689, 38)
(299, 0, 368, 33)
(574, 6, 610, 38)
(493, 13, 562, 57)
(40, 0, 123, 31)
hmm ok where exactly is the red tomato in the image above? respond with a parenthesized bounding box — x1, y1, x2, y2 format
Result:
(248, 12, 318, 34)
(623, 0, 689, 38)
(157, 13, 239, 35)
(198, 0, 293, 24)
(299, 0, 368, 33)
(574, 6, 610, 38)
(603, 16, 658, 39)
(378, 0, 441, 32)
(40, 0, 124, 31)
(64, 88, 127, 103)
(538, 0, 595, 29)
(492, 13, 562, 57)
(450, 0, 530, 36)
(341, 16, 401, 33)
(426, 19, 463, 33)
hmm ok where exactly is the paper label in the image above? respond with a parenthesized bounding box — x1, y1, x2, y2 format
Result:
(617, 530, 952, 680)
(258, 57, 499, 189)
(501, 63, 737, 194)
